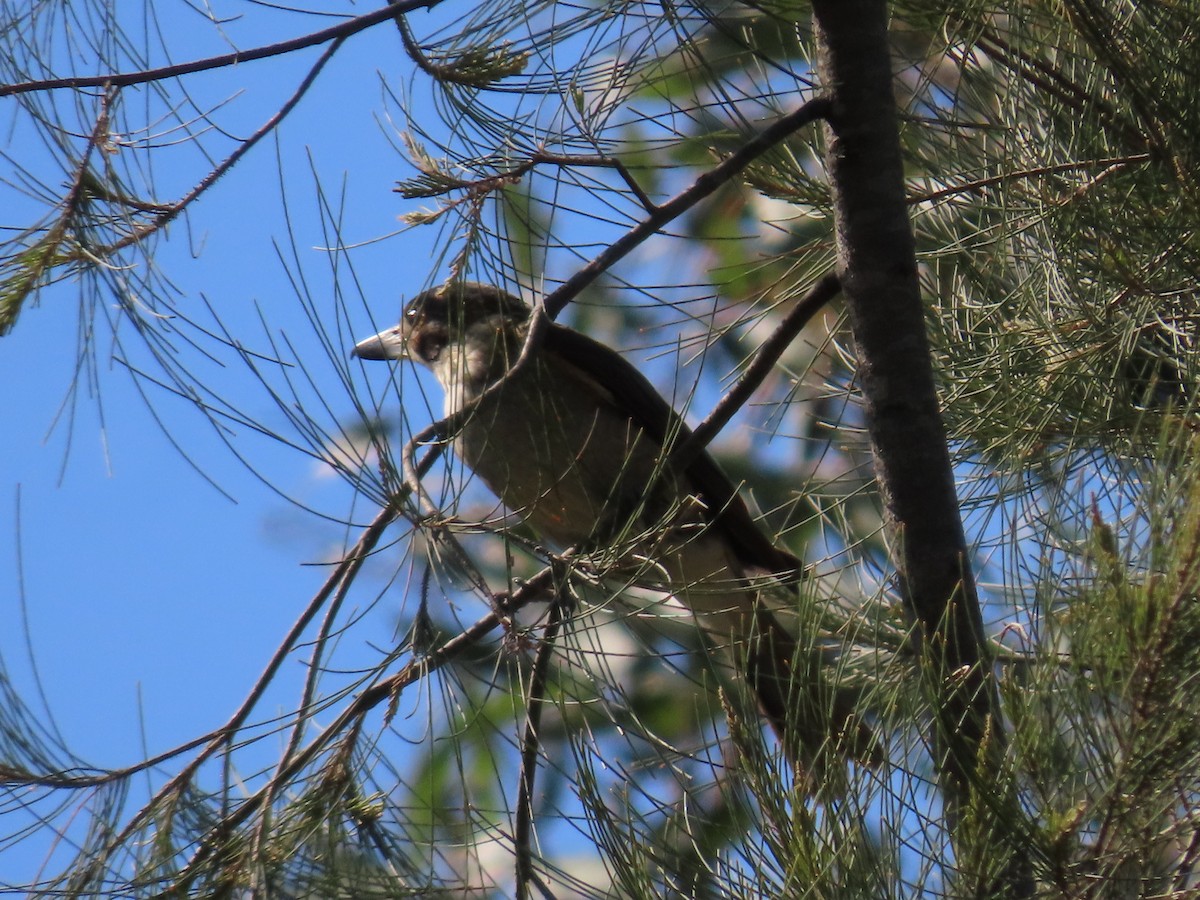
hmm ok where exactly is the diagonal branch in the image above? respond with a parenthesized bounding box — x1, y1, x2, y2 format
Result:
(96, 500, 405, 865)
(101, 36, 346, 255)
(671, 272, 841, 470)
(540, 97, 832, 320)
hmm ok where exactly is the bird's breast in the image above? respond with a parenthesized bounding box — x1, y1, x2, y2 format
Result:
(449, 358, 680, 551)
(441, 352, 766, 643)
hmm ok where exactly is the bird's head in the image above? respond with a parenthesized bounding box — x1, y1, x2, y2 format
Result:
(353, 283, 535, 402)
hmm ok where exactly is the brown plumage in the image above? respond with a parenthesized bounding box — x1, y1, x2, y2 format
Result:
(354, 282, 875, 781)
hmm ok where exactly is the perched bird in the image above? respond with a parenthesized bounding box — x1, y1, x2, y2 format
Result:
(354, 281, 873, 779)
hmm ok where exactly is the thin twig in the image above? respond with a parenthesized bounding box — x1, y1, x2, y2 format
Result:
(0, 0, 443, 97)
(973, 29, 1148, 153)
(909, 153, 1151, 206)
(398, 150, 655, 226)
(671, 272, 841, 471)
(102, 36, 347, 254)
(514, 583, 570, 900)
(166, 565, 561, 889)
(528, 151, 658, 212)
(96, 500, 405, 865)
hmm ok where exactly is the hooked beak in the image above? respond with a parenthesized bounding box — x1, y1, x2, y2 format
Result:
(352, 326, 406, 361)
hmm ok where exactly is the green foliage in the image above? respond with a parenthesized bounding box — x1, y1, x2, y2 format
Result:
(6, 0, 1200, 896)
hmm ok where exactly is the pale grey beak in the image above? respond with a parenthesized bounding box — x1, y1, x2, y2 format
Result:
(352, 326, 406, 360)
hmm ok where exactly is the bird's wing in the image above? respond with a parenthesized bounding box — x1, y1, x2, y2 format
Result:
(542, 322, 802, 580)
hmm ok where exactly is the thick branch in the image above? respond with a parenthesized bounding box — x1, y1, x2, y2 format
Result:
(811, 0, 1013, 842)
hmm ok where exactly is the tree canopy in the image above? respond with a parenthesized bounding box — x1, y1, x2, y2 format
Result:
(3, 1, 1199, 896)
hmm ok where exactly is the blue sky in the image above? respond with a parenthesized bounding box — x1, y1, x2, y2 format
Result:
(1, 9, 444, 881)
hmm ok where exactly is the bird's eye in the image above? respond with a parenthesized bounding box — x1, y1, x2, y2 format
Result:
(413, 325, 448, 364)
